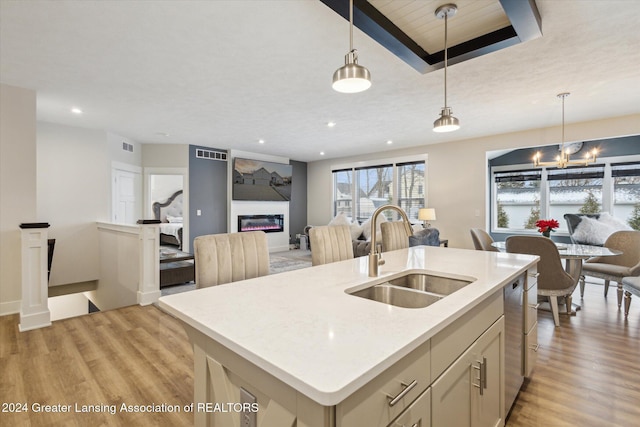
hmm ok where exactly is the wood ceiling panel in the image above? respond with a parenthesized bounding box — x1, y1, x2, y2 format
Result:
(369, 0, 510, 52)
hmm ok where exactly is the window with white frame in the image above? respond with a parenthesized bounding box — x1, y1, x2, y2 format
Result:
(332, 157, 426, 223)
(491, 158, 640, 233)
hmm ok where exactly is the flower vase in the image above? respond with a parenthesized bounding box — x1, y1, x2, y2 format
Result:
(542, 230, 550, 238)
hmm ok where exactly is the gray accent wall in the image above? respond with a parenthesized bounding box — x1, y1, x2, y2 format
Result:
(289, 160, 308, 243)
(189, 145, 228, 247)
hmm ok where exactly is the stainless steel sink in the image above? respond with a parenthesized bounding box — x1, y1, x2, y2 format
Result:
(387, 273, 472, 296)
(347, 272, 474, 308)
(350, 284, 442, 309)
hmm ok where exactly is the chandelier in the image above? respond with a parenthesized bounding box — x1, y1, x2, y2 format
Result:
(533, 93, 597, 168)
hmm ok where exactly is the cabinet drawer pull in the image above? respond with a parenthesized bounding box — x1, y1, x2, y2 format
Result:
(528, 272, 540, 278)
(529, 343, 539, 352)
(387, 379, 417, 407)
(529, 303, 540, 309)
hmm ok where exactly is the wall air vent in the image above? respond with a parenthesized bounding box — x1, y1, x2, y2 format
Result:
(122, 142, 134, 152)
(196, 148, 227, 161)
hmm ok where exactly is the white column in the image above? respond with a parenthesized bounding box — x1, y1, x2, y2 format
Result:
(19, 223, 51, 331)
(137, 220, 161, 305)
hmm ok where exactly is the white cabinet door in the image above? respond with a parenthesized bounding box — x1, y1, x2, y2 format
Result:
(431, 318, 504, 427)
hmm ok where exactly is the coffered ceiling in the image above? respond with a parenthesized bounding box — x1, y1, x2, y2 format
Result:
(1, 0, 639, 162)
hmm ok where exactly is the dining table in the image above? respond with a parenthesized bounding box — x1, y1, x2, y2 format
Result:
(491, 241, 622, 315)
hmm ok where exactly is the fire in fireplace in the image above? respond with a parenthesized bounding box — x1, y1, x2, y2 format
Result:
(238, 214, 284, 233)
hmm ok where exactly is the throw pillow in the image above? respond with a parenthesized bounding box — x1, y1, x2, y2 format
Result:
(350, 222, 364, 240)
(328, 212, 351, 227)
(361, 215, 387, 241)
(572, 216, 616, 245)
(409, 228, 440, 247)
(598, 212, 632, 231)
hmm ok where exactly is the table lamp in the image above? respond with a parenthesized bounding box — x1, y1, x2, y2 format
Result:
(418, 208, 436, 228)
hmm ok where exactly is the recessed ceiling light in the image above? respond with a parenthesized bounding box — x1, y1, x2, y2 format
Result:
(258, 139, 265, 144)
(320, 151, 325, 156)
(71, 107, 82, 114)
(386, 140, 393, 145)
(327, 122, 336, 128)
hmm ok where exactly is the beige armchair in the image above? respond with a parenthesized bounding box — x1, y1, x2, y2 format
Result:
(470, 228, 499, 252)
(309, 225, 354, 266)
(581, 230, 640, 307)
(506, 235, 581, 327)
(193, 231, 270, 288)
(381, 221, 411, 252)
(622, 276, 640, 318)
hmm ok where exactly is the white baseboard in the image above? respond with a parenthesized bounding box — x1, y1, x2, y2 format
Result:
(269, 245, 291, 253)
(138, 290, 161, 306)
(0, 300, 20, 316)
(18, 309, 52, 331)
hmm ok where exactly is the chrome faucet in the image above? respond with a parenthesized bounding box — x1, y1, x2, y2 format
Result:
(368, 204, 414, 277)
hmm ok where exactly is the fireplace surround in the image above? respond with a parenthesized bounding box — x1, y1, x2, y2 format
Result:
(238, 214, 284, 233)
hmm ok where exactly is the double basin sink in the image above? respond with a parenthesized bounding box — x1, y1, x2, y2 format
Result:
(348, 272, 474, 309)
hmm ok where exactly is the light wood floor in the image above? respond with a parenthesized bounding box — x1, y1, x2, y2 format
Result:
(1, 283, 638, 426)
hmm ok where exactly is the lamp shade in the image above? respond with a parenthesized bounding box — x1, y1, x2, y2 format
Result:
(418, 208, 436, 221)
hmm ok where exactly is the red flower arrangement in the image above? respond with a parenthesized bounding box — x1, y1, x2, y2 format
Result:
(535, 219, 560, 236)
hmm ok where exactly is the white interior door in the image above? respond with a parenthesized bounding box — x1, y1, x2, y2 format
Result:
(113, 169, 138, 224)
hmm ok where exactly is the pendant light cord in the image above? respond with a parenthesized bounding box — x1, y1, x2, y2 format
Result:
(349, 0, 354, 52)
(443, 12, 448, 109)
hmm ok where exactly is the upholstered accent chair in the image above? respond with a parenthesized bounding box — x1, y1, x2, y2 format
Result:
(622, 276, 640, 318)
(380, 221, 411, 252)
(563, 213, 600, 245)
(506, 235, 581, 327)
(581, 230, 640, 307)
(409, 227, 440, 247)
(309, 225, 354, 266)
(470, 228, 499, 252)
(193, 231, 270, 288)
(622, 276, 640, 317)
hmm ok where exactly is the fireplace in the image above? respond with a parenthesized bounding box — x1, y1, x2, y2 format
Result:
(238, 214, 284, 233)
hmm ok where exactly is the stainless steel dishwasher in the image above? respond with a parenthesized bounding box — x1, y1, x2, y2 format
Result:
(504, 274, 525, 413)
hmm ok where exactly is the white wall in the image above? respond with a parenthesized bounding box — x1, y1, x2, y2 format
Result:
(0, 84, 37, 315)
(307, 114, 640, 250)
(37, 123, 143, 287)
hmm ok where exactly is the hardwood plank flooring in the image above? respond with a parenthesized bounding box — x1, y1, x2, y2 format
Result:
(0, 282, 638, 426)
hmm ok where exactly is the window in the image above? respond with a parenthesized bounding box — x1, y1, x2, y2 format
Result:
(493, 170, 541, 230)
(356, 164, 393, 221)
(548, 166, 604, 232)
(612, 162, 640, 229)
(333, 169, 353, 218)
(397, 161, 426, 221)
(332, 157, 426, 222)
(491, 158, 640, 233)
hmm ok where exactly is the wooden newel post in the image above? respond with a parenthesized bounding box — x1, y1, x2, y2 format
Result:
(137, 219, 161, 306)
(19, 222, 51, 331)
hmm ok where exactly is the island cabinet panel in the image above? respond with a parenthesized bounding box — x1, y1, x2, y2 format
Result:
(388, 388, 431, 427)
(431, 317, 505, 427)
(431, 291, 503, 380)
(336, 341, 430, 427)
(523, 269, 538, 377)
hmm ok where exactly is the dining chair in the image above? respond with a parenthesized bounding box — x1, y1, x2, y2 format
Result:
(309, 225, 354, 266)
(381, 221, 411, 252)
(622, 276, 640, 318)
(470, 228, 499, 252)
(581, 230, 640, 307)
(193, 231, 270, 288)
(506, 235, 581, 327)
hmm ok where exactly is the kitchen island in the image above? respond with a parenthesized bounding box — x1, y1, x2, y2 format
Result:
(159, 245, 538, 427)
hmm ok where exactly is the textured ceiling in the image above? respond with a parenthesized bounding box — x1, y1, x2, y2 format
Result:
(1, 0, 639, 162)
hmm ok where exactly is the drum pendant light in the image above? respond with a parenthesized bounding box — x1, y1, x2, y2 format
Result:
(332, 0, 371, 93)
(433, 4, 460, 132)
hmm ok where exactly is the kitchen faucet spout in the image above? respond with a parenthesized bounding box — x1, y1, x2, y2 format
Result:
(368, 205, 413, 277)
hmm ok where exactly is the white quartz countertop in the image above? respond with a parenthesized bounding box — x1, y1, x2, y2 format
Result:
(158, 246, 537, 406)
